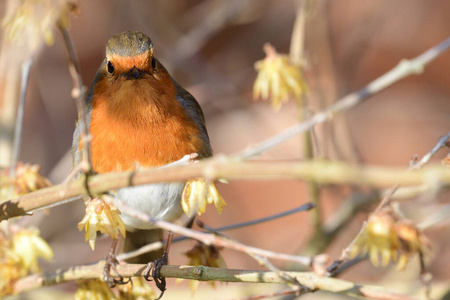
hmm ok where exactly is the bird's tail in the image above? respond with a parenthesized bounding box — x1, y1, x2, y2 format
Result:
(121, 228, 165, 264)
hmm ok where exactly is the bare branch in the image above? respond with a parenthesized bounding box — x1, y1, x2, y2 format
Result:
(57, 24, 92, 173)
(199, 221, 306, 288)
(117, 203, 315, 262)
(10, 58, 33, 177)
(13, 263, 420, 300)
(328, 133, 450, 273)
(207, 202, 316, 232)
(411, 132, 450, 170)
(1, 158, 449, 222)
(109, 194, 313, 266)
(237, 37, 450, 159)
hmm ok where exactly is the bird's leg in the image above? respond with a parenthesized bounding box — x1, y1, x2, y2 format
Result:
(104, 239, 130, 287)
(144, 231, 173, 298)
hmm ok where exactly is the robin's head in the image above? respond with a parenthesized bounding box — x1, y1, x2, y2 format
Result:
(104, 31, 159, 81)
(91, 31, 177, 112)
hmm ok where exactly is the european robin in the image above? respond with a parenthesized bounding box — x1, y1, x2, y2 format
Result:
(72, 31, 211, 294)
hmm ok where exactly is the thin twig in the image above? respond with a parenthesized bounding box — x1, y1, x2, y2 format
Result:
(6, 58, 33, 200)
(117, 203, 315, 261)
(289, 0, 308, 66)
(327, 133, 450, 273)
(410, 132, 450, 170)
(373, 186, 399, 215)
(295, 3, 322, 244)
(107, 194, 313, 266)
(417, 204, 450, 230)
(209, 202, 316, 232)
(304, 131, 323, 246)
(116, 240, 165, 262)
(9, 58, 33, 178)
(326, 222, 367, 274)
(301, 191, 379, 257)
(328, 254, 368, 277)
(57, 24, 92, 174)
(166, 1, 247, 66)
(374, 132, 449, 211)
(199, 222, 304, 288)
(237, 37, 450, 159)
(13, 263, 420, 300)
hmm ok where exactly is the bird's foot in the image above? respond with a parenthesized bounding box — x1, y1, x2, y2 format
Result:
(104, 251, 130, 288)
(144, 251, 168, 299)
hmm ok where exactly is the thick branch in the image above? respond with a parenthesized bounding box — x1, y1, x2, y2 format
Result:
(14, 263, 419, 300)
(1, 159, 449, 222)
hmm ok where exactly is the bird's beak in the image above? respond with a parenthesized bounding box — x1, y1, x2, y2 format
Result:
(125, 66, 142, 79)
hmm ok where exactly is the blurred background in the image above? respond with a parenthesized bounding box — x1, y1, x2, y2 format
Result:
(1, 0, 449, 299)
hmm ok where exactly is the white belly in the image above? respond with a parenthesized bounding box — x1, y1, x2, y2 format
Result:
(117, 182, 185, 231)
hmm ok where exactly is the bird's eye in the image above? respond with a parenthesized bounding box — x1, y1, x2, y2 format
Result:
(107, 61, 114, 74)
(151, 57, 156, 69)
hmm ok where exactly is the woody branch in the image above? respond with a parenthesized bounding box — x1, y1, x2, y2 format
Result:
(1, 157, 449, 222)
(13, 263, 420, 300)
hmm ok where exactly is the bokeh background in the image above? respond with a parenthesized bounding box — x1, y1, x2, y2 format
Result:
(1, 0, 449, 299)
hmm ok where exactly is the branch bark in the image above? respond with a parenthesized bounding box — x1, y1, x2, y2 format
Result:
(14, 263, 420, 300)
(1, 158, 449, 222)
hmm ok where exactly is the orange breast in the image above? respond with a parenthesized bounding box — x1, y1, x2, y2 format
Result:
(89, 78, 205, 173)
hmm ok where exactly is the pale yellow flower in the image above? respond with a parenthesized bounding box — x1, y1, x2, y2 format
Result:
(253, 43, 308, 110)
(74, 279, 116, 300)
(181, 179, 226, 216)
(75, 277, 157, 300)
(0, 259, 21, 296)
(350, 209, 429, 270)
(393, 221, 429, 270)
(0, 163, 52, 202)
(364, 213, 396, 267)
(2, 0, 78, 51)
(77, 197, 126, 250)
(0, 227, 53, 296)
(11, 227, 53, 274)
(0, 236, 21, 296)
(117, 277, 157, 300)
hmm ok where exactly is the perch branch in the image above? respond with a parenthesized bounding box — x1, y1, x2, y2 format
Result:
(1, 159, 449, 222)
(13, 263, 420, 300)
